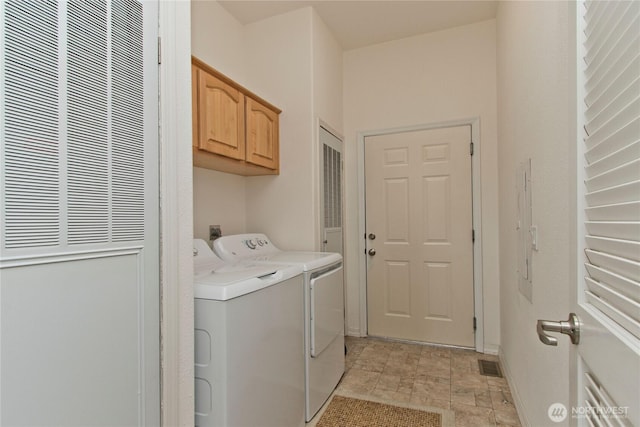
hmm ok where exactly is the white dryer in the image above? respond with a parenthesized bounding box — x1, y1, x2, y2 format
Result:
(193, 239, 305, 427)
(213, 234, 345, 421)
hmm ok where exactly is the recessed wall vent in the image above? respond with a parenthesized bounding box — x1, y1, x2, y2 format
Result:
(478, 360, 503, 378)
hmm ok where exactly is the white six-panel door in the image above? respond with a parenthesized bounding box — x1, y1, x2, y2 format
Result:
(365, 125, 475, 347)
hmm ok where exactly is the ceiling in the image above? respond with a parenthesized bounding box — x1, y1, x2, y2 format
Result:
(218, 1, 498, 50)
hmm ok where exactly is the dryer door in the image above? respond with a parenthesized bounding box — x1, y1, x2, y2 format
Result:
(310, 265, 344, 357)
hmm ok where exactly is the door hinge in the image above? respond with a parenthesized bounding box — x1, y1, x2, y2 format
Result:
(472, 229, 475, 242)
(473, 317, 477, 331)
(470, 142, 474, 156)
(157, 36, 162, 64)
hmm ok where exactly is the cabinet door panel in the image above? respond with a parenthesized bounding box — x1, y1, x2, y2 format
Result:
(245, 96, 279, 170)
(198, 71, 245, 160)
(192, 65, 199, 147)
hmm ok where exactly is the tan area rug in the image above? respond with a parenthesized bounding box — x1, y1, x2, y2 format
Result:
(315, 394, 444, 427)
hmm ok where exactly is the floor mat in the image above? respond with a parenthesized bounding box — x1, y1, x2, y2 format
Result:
(315, 394, 445, 427)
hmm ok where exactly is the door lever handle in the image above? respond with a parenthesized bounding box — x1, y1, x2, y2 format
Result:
(537, 313, 581, 346)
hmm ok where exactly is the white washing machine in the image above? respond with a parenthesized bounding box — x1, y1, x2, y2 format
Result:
(193, 239, 305, 427)
(213, 234, 345, 422)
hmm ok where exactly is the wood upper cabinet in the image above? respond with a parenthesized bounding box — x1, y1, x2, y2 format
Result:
(191, 56, 281, 176)
(191, 64, 199, 148)
(198, 70, 245, 160)
(245, 96, 279, 170)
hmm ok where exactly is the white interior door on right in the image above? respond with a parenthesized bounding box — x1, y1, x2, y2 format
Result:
(365, 125, 475, 347)
(538, 2, 640, 426)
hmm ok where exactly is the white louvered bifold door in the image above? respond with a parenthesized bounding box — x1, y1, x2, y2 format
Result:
(0, 1, 159, 425)
(574, 1, 640, 426)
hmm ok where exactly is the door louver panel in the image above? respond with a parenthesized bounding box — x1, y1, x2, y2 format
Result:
(3, 1, 60, 249)
(583, 0, 640, 340)
(583, 371, 629, 427)
(111, 0, 145, 242)
(2, 0, 145, 252)
(67, 0, 109, 245)
(323, 143, 342, 229)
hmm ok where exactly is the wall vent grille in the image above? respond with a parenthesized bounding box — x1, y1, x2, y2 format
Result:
(478, 360, 503, 378)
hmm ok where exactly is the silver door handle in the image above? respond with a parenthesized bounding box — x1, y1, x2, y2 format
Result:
(368, 249, 376, 256)
(537, 313, 581, 346)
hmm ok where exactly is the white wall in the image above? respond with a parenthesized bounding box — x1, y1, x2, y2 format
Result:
(312, 10, 344, 133)
(312, 10, 344, 248)
(243, 8, 344, 251)
(191, 0, 246, 83)
(496, 2, 573, 426)
(243, 8, 316, 250)
(190, 4, 343, 251)
(191, 1, 248, 239)
(193, 168, 247, 241)
(342, 20, 500, 350)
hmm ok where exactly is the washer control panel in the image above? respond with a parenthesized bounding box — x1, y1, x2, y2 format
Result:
(213, 233, 278, 260)
(243, 237, 269, 250)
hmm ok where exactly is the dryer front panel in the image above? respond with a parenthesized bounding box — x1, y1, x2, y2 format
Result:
(310, 265, 344, 358)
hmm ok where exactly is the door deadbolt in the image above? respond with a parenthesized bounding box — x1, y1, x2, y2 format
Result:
(537, 313, 581, 346)
(368, 249, 376, 256)
(368, 233, 376, 240)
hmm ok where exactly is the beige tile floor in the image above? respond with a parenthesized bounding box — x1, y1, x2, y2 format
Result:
(327, 336, 522, 427)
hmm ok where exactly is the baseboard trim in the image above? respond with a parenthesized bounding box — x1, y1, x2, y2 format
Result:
(483, 343, 500, 356)
(346, 328, 363, 337)
(498, 346, 530, 427)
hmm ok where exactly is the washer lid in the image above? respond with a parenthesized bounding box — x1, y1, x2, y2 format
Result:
(194, 238, 302, 300)
(194, 263, 302, 301)
(254, 251, 342, 271)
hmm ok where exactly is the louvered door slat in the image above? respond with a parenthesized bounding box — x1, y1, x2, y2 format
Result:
(2, 0, 60, 249)
(67, 1, 109, 245)
(584, 8, 638, 89)
(585, 262, 640, 303)
(112, 0, 144, 242)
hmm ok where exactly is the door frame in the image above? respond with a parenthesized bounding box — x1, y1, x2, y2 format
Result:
(158, 1, 195, 425)
(357, 117, 484, 352)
